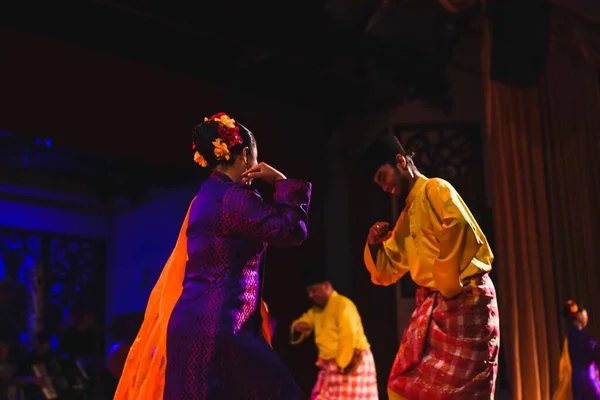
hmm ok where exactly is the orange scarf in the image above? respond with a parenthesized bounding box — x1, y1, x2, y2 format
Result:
(551, 337, 573, 400)
(114, 198, 273, 400)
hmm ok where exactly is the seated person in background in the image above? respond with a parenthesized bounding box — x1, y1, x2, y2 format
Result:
(0, 340, 45, 400)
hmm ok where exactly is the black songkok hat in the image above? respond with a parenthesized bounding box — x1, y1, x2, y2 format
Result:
(300, 266, 330, 287)
(360, 134, 407, 178)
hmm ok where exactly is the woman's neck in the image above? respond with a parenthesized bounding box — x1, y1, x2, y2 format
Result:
(215, 166, 241, 183)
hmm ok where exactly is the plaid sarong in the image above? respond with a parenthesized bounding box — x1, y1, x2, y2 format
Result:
(388, 273, 500, 400)
(310, 349, 379, 400)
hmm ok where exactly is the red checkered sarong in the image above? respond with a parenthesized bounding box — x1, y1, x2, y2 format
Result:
(310, 349, 379, 400)
(388, 273, 500, 400)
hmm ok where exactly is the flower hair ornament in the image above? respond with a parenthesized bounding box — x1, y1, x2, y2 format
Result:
(566, 300, 579, 317)
(192, 112, 244, 167)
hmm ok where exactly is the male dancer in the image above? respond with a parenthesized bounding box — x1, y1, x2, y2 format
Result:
(291, 269, 378, 399)
(361, 134, 499, 400)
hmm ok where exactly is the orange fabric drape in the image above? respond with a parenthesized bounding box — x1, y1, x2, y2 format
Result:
(261, 300, 273, 346)
(114, 198, 273, 400)
(114, 199, 195, 400)
(483, 8, 600, 400)
(551, 338, 573, 400)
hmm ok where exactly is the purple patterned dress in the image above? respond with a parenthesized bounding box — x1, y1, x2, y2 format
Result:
(568, 327, 600, 399)
(164, 172, 311, 400)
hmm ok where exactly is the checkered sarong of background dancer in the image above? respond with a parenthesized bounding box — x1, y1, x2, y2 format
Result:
(310, 348, 378, 400)
(388, 273, 500, 400)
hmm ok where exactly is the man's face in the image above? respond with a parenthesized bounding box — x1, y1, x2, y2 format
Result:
(373, 157, 410, 199)
(306, 282, 331, 308)
(373, 164, 400, 195)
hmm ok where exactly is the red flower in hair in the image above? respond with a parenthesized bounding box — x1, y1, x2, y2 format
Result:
(208, 112, 229, 120)
(218, 126, 243, 148)
(204, 112, 243, 148)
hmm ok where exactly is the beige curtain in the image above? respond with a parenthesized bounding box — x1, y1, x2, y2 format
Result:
(483, 7, 600, 399)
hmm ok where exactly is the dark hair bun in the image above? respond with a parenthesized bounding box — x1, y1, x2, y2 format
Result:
(191, 121, 221, 168)
(191, 114, 255, 169)
(192, 121, 220, 142)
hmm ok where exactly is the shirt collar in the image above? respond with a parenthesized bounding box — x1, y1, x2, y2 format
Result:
(405, 175, 428, 206)
(321, 290, 339, 310)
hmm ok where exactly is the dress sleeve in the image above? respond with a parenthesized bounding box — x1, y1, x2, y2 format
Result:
(425, 179, 483, 298)
(221, 179, 312, 246)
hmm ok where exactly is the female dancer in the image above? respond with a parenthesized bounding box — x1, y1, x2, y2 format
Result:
(553, 300, 600, 400)
(115, 113, 310, 399)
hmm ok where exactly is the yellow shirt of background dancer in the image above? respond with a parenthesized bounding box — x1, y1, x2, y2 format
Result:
(290, 291, 370, 369)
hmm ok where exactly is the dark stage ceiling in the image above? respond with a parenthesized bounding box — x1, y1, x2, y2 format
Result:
(0, 0, 480, 113)
(0, 0, 482, 194)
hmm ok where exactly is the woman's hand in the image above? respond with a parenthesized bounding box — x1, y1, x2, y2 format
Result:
(241, 162, 286, 185)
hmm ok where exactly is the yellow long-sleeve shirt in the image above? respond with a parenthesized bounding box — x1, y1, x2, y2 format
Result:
(364, 176, 494, 298)
(290, 291, 370, 369)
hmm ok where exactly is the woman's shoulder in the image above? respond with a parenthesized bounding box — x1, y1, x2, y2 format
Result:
(219, 182, 263, 208)
(200, 175, 248, 195)
(567, 326, 594, 342)
(224, 181, 260, 195)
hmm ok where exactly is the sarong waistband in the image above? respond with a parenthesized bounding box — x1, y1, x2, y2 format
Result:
(418, 272, 488, 296)
(319, 348, 370, 363)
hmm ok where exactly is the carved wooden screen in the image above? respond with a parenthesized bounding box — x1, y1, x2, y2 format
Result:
(0, 227, 105, 348)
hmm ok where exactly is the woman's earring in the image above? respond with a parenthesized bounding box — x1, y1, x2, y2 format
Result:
(245, 160, 251, 185)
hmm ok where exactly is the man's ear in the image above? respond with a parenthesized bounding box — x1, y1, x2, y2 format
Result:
(395, 154, 407, 170)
